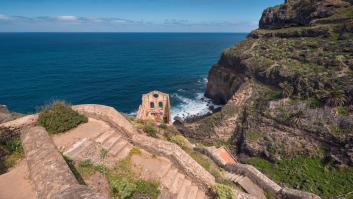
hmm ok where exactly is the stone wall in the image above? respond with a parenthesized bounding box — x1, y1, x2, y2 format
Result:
(197, 146, 321, 199)
(21, 126, 106, 199)
(73, 104, 216, 189)
(131, 134, 216, 188)
(0, 114, 38, 130)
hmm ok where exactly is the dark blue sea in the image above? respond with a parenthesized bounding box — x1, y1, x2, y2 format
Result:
(0, 33, 246, 119)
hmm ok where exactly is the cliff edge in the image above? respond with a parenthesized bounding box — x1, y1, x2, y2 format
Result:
(180, 0, 353, 197)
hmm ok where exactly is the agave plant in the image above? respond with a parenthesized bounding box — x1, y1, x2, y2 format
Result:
(316, 88, 348, 107)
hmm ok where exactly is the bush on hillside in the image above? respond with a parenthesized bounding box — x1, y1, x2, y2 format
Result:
(212, 183, 236, 199)
(37, 101, 88, 134)
(143, 122, 157, 137)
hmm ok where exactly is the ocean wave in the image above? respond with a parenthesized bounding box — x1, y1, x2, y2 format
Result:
(171, 93, 220, 122)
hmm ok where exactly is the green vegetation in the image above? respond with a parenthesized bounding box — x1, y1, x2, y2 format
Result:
(100, 148, 108, 159)
(158, 123, 168, 129)
(305, 97, 323, 108)
(71, 149, 160, 199)
(212, 183, 237, 199)
(143, 121, 157, 137)
(168, 134, 231, 184)
(0, 137, 24, 174)
(337, 106, 349, 116)
(37, 101, 88, 134)
(169, 134, 190, 149)
(246, 131, 262, 142)
(197, 112, 222, 137)
(246, 156, 353, 197)
(265, 90, 282, 101)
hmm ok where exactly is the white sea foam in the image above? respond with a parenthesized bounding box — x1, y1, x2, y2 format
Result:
(171, 93, 220, 122)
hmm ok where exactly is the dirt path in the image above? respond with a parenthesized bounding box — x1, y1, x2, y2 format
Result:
(0, 160, 37, 199)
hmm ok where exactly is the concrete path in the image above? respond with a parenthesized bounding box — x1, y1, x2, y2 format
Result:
(0, 160, 37, 199)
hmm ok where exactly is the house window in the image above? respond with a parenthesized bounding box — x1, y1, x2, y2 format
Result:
(159, 102, 163, 109)
(150, 102, 155, 109)
(153, 94, 159, 98)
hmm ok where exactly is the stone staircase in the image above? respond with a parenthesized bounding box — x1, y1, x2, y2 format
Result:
(226, 172, 266, 199)
(64, 129, 208, 199)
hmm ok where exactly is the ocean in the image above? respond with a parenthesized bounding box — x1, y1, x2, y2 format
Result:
(0, 33, 246, 119)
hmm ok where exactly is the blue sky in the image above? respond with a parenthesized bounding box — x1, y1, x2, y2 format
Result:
(0, 0, 283, 32)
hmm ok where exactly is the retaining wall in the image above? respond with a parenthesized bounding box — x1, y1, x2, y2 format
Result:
(21, 126, 106, 199)
(198, 146, 321, 199)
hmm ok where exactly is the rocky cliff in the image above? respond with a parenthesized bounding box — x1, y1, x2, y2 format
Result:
(184, 0, 353, 167)
(184, 1, 353, 196)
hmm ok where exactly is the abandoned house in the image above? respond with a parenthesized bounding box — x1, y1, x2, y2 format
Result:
(137, 90, 171, 123)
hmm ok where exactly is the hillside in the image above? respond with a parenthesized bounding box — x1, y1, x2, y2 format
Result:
(178, 0, 353, 197)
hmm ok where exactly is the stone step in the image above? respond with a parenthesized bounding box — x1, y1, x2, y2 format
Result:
(109, 139, 128, 156)
(102, 135, 121, 151)
(64, 138, 92, 159)
(116, 142, 133, 160)
(185, 185, 198, 199)
(161, 168, 178, 188)
(170, 173, 185, 194)
(236, 176, 245, 183)
(95, 130, 115, 144)
(196, 190, 206, 199)
(157, 161, 172, 179)
(158, 190, 175, 199)
(176, 179, 191, 199)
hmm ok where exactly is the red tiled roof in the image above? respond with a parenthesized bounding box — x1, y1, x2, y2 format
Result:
(215, 147, 237, 165)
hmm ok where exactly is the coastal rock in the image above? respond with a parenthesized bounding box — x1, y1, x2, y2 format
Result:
(259, 0, 350, 29)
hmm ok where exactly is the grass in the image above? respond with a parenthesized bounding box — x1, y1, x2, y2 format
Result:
(168, 134, 190, 150)
(246, 156, 353, 197)
(0, 137, 24, 174)
(69, 148, 160, 199)
(246, 131, 262, 143)
(37, 101, 88, 134)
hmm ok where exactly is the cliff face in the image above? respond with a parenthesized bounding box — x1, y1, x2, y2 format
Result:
(200, 0, 353, 166)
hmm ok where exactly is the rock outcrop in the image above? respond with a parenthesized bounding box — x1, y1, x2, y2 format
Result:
(0, 105, 22, 124)
(259, 0, 350, 29)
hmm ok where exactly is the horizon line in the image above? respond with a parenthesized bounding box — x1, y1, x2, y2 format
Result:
(0, 31, 249, 34)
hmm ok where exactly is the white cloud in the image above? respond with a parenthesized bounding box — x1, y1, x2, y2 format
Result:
(56, 16, 78, 21)
(0, 14, 10, 20)
(111, 19, 130, 24)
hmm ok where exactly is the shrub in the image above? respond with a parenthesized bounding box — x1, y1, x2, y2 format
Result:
(306, 97, 323, 108)
(158, 123, 168, 129)
(100, 148, 108, 159)
(37, 101, 88, 134)
(0, 137, 24, 174)
(168, 135, 190, 150)
(135, 180, 160, 199)
(212, 183, 236, 199)
(109, 176, 137, 199)
(337, 106, 349, 116)
(143, 122, 157, 137)
(246, 131, 262, 142)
